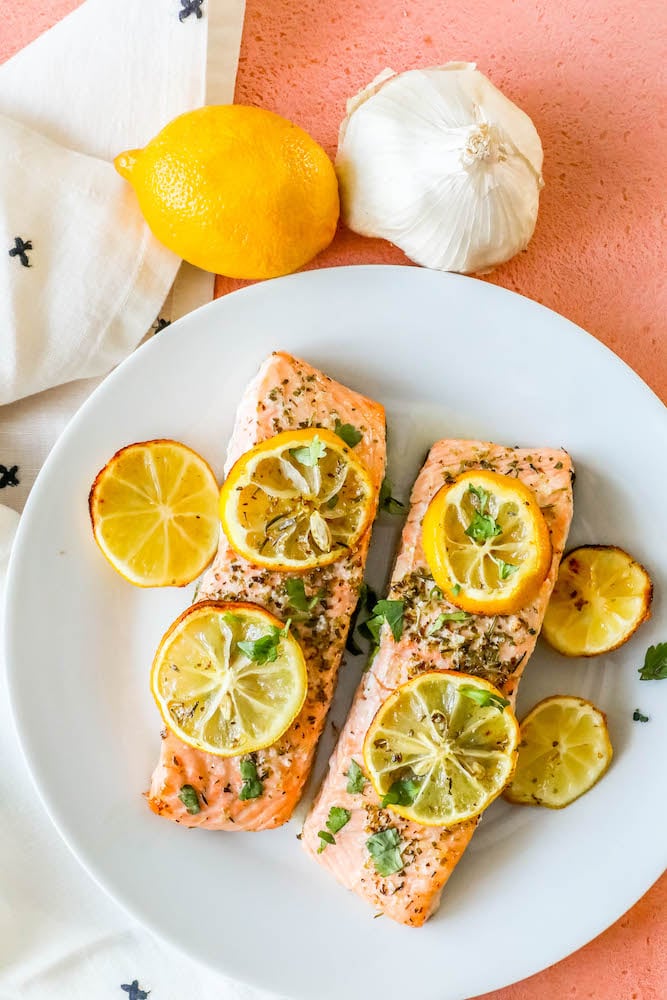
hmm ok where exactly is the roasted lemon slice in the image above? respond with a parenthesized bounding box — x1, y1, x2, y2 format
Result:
(89, 439, 219, 587)
(422, 470, 551, 615)
(363, 671, 519, 827)
(504, 695, 612, 808)
(219, 428, 375, 571)
(151, 601, 307, 756)
(542, 545, 652, 656)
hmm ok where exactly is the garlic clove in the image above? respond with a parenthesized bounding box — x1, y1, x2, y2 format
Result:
(336, 63, 544, 275)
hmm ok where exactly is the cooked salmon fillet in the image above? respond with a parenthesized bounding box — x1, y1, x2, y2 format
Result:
(147, 352, 386, 829)
(302, 440, 574, 924)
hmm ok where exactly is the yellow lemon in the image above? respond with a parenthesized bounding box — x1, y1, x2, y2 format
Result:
(115, 105, 340, 279)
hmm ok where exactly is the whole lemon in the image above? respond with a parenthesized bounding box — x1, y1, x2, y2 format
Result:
(114, 105, 340, 280)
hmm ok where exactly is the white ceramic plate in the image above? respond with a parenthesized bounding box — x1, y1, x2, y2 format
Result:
(6, 266, 667, 1000)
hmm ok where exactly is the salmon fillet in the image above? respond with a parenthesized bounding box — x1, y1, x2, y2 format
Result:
(147, 352, 386, 829)
(302, 440, 574, 924)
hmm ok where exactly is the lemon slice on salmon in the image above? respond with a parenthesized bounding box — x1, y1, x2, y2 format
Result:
(89, 439, 219, 587)
(504, 695, 613, 808)
(422, 470, 551, 615)
(219, 428, 376, 571)
(542, 545, 652, 656)
(151, 601, 307, 756)
(363, 671, 519, 827)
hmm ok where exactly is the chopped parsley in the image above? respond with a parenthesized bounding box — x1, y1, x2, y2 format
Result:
(364, 599, 405, 643)
(238, 621, 290, 664)
(285, 578, 324, 615)
(317, 805, 351, 852)
(429, 585, 443, 600)
(346, 759, 367, 794)
(178, 784, 201, 815)
(379, 476, 405, 515)
(381, 777, 421, 808)
(460, 684, 509, 712)
(632, 709, 649, 722)
(290, 435, 326, 467)
(366, 827, 404, 877)
(334, 419, 362, 448)
(639, 642, 667, 681)
(239, 757, 263, 800)
(465, 482, 502, 542)
(346, 582, 377, 654)
(451, 583, 461, 596)
(495, 558, 519, 580)
(427, 610, 471, 635)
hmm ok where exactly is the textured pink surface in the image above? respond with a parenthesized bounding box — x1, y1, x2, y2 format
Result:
(4, 3, 666, 998)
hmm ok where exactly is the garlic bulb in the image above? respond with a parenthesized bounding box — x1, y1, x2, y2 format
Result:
(336, 62, 544, 274)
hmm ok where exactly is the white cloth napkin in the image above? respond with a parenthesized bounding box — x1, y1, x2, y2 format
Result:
(0, 3, 285, 998)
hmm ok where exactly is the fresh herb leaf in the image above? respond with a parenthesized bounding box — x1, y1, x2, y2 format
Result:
(465, 511, 502, 543)
(366, 827, 404, 877)
(451, 583, 461, 596)
(346, 583, 377, 654)
(468, 482, 490, 514)
(239, 758, 263, 800)
(639, 643, 667, 681)
(379, 476, 405, 515)
(238, 622, 290, 664)
(178, 784, 201, 814)
(334, 419, 362, 448)
(460, 684, 509, 711)
(346, 759, 367, 794)
(427, 610, 472, 635)
(633, 709, 649, 722)
(381, 777, 421, 808)
(290, 435, 326, 467)
(495, 558, 519, 580)
(326, 805, 351, 834)
(285, 578, 323, 614)
(369, 599, 404, 642)
(429, 585, 443, 600)
(317, 830, 336, 852)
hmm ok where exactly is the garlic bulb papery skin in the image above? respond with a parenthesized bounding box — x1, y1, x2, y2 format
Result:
(336, 62, 544, 274)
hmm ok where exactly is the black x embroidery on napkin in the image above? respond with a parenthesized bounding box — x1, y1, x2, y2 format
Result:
(120, 981, 150, 1000)
(0, 465, 19, 488)
(179, 0, 204, 21)
(9, 237, 32, 267)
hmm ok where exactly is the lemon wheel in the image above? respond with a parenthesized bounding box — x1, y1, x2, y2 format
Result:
(151, 601, 307, 756)
(504, 696, 613, 808)
(363, 671, 519, 827)
(422, 470, 551, 615)
(89, 439, 219, 587)
(219, 428, 376, 571)
(542, 545, 652, 656)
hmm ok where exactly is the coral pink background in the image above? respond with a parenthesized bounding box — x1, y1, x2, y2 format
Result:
(4, 2, 666, 999)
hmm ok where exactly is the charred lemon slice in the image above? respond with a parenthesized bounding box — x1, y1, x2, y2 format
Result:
(363, 671, 519, 827)
(422, 470, 551, 615)
(89, 439, 219, 587)
(542, 545, 652, 656)
(504, 695, 613, 808)
(219, 428, 375, 571)
(151, 601, 307, 756)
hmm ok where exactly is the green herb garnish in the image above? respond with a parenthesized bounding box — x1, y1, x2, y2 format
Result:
(639, 642, 667, 681)
(465, 483, 502, 542)
(364, 599, 405, 643)
(381, 777, 421, 808)
(317, 805, 351, 852)
(238, 621, 290, 664)
(429, 585, 443, 600)
(334, 419, 362, 448)
(239, 758, 263, 800)
(290, 435, 326, 467)
(460, 685, 509, 712)
(285, 578, 324, 615)
(451, 583, 461, 596)
(346, 582, 377, 654)
(427, 610, 471, 635)
(632, 709, 649, 722)
(366, 827, 404, 877)
(178, 784, 201, 815)
(346, 759, 367, 794)
(495, 558, 519, 580)
(379, 476, 405, 515)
